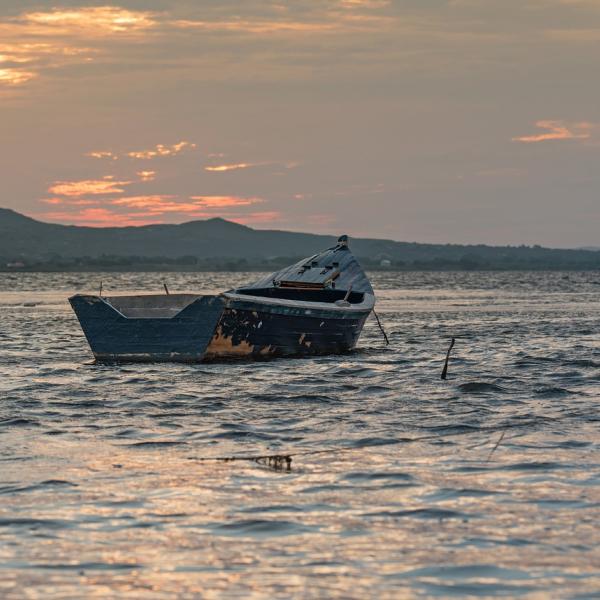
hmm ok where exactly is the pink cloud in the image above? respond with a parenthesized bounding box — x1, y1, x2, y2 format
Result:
(512, 120, 595, 143)
(34, 208, 159, 227)
(48, 178, 131, 196)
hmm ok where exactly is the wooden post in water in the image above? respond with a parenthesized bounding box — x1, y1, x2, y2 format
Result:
(372, 310, 390, 345)
(163, 283, 170, 295)
(441, 337, 455, 380)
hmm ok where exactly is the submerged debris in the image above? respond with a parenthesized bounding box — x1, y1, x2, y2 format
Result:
(255, 455, 293, 471)
(189, 428, 512, 472)
(195, 453, 293, 472)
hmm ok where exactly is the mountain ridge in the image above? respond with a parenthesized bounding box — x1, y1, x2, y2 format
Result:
(1, 208, 598, 271)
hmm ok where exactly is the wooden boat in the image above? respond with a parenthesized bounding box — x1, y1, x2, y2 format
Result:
(69, 235, 375, 362)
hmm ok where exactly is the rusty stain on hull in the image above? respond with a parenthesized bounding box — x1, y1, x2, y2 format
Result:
(204, 325, 276, 359)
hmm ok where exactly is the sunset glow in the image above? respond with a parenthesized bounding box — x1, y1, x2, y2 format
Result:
(20, 7, 157, 36)
(1, 0, 599, 244)
(0, 68, 35, 85)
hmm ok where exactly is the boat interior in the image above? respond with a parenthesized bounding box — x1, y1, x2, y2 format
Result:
(104, 294, 203, 318)
(102, 285, 367, 319)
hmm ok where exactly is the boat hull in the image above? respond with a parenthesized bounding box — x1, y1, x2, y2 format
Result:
(205, 296, 371, 360)
(69, 294, 226, 362)
(69, 293, 371, 363)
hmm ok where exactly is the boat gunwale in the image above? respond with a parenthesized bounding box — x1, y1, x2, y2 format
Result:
(69, 293, 219, 321)
(70, 290, 375, 321)
(223, 290, 375, 313)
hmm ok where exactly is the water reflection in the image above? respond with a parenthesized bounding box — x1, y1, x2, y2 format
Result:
(0, 271, 599, 597)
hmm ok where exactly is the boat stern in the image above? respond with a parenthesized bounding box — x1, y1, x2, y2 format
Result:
(69, 293, 225, 362)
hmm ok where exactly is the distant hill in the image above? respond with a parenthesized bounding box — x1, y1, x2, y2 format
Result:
(1, 208, 599, 271)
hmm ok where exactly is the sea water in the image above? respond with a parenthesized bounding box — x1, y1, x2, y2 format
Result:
(1, 271, 599, 598)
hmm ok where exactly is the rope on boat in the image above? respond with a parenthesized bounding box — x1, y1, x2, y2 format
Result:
(372, 309, 390, 345)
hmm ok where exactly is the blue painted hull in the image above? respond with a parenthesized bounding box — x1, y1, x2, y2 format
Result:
(69, 236, 375, 363)
(69, 294, 371, 362)
(206, 296, 370, 360)
(69, 294, 226, 362)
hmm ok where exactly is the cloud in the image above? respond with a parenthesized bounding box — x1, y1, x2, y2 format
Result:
(167, 0, 394, 36)
(512, 120, 595, 143)
(35, 207, 159, 227)
(0, 41, 93, 87)
(170, 19, 338, 35)
(48, 178, 131, 197)
(110, 196, 179, 211)
(86, 151, 118, 160)
(40, 197, 97, 206)
(0, 7, 153, 88)
(127, 141, 197, 160)
(0, 67, 35, 85)
(85, 142, 197, 161)
(339, 0, 391, 8)
(111, 195, 263, 214)
(205, 162, 266, 172)
(204, 160, 299, 172)
(189, 196, 264, 208)
(36, 193, 268, 225)
(17, 7, 158, 37)
(137, 170, 156, 181)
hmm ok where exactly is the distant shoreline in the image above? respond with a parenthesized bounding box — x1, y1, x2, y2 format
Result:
(2, 264, 599, 273)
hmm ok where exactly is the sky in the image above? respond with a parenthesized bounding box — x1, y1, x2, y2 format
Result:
(0, 0, 599, 247)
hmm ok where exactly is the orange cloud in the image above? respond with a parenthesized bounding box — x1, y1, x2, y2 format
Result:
(0, 8, 151, 89)
(0, 68, 35, 85)
(35, 195, 274, 227)
(86, 150, 118, 160)
(18, 7, 157, 37)
(0, 41, 95, 87)
(512, 120, 594, 143)
(205, 162, 263, 172)
(205, 160, 298, 172)
(48, 178, 131, 197)
(40, 197, 96, 206)
(111, 195, 262, 213)
(111, 196, 179, 210)
(137, 170, 156, 181)
(127, 141, 197, 159)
